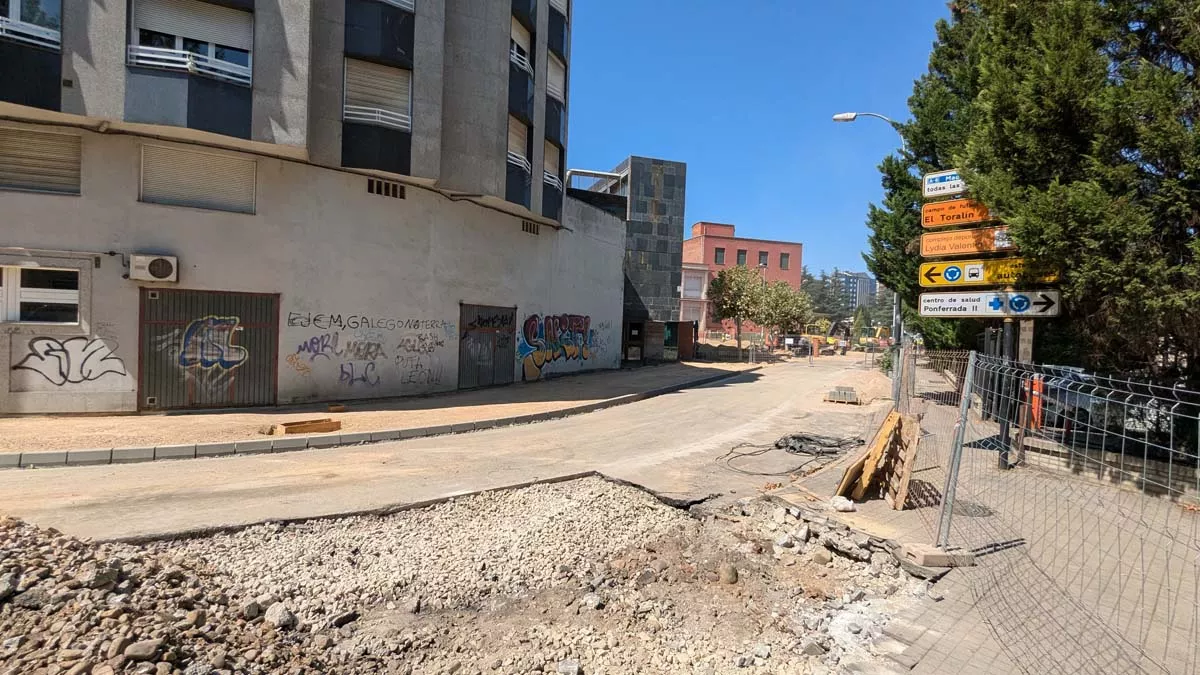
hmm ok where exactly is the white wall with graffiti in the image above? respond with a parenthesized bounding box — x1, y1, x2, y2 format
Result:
(1, 127, 625, 413)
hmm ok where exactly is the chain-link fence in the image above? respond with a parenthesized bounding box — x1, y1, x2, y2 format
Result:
(896, 348, 1199, 675)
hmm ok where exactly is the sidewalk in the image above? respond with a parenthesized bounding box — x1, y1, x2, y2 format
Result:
(0, 362, 756, 461)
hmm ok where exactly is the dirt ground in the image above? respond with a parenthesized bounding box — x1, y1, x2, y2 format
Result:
(0, 362, 758, 452)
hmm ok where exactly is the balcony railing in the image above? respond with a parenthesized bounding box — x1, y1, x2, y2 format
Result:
(343, 104, 412, 132)
(507, 151, 532, 174)
(543, 170, 563, 191)
(0, 16, 61, 50)
(127, 45, 252, 86)
(509, 45, 533, 76)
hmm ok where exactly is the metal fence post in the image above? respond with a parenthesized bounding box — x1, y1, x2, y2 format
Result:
(892, 345, 903, 412)
(936, 350, 977, 549)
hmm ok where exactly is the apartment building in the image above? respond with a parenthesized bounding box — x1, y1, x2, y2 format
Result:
(0, 0, 627, 414)
(836, 270, 878, 311)
(681, 222, 802, 334)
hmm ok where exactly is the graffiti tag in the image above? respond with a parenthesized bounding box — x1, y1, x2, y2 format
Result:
(179, 316, 248, 370)
(12, 337, 128, 386)
(339, 362, 379, 387)
(396, 355, 444, 386)
(517, 313, 593, 381)
(297, 333, 387, 362)
(287, 312, 453, 334)
(286, 353, 312, 377)
(396, 332, 446, 355)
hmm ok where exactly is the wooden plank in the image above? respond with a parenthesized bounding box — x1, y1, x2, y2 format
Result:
(850, 411, 901, 501)
(835, 452, 868, 498)
(885, 415, 921, 510)
(268, 418, 342, 435)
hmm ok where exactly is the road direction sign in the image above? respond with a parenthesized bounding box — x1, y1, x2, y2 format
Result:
(919, 290, 1061, 318)
(922, 169, 966, 198)
(920, 226, 1015, 258)
(922, 199, 990, 229)
(919, 258, 1058, 288)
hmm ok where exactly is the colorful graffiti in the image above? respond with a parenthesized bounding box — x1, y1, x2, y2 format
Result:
(517, 313, 594, 381)
(12, 337, 128, 386)
(178, 316, 248, 370)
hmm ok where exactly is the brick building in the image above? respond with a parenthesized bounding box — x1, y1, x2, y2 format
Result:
(681, 222, 803, 337)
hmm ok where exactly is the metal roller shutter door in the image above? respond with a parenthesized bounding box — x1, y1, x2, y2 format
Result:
(134, 0, 254, 50)
(0, 128, 81, 194)
(543, 140, 559, 176)
(510, 17, 531, 53)
(547, 55, 566, 101)
(508, 117, 529, 159)
(140, 144, 256, 213)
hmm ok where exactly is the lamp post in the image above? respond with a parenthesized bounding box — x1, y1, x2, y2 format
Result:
(833, 111, 906, 345)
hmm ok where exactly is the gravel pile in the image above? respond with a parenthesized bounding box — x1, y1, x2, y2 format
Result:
(2, 477, 927, 674)
(151, 477, 692, 624)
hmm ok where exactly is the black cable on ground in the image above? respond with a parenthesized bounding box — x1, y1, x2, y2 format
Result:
(715, 433, 864, 477)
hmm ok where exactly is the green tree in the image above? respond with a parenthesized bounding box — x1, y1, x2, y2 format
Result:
(759, 281, 815, 340)
(708, 265, 766, 355)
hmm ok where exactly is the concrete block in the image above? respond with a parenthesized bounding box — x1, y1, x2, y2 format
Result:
(235, 439, 275, 454)
(450, 422, 475, 433)
(271, 436, 309, 452)
(20, 451, 68, 467)
(0, 453, 22, 468)
(155, 444, 197, 461)
(473, 419, 498, 430)
(370, 429, 402, 442)
(339, 432, 373, 445)
(899, 543, 976, 568)
(485, 417, 519, 428)
(66, 448, 113, 466)
(400, 426, 432, 439)
(112, 446, 155, 463)
(195, 442, 236, 458)
(510, 414, 541, 426)
(307, 434, 343, 449)
(423, 425, 453, 437)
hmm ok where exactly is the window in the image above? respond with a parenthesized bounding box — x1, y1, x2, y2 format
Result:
(736, 249, 747, 266)
(509, 16, 532, 74)
(129, 0, 254, 85)
(547, 54, 566, 101)
(779, 252, 790, 270)
(543, 140, 562, 188)
(0, 0, 60, 49)
(140, 144, 256, 214)
(714, 248, 725, 265)
(0, 127, 81, 195)
(507, 116, 530, 172)
(343, 57, 412, 132)
(1, 266, 79, 323)
(758, 251, 768, 268)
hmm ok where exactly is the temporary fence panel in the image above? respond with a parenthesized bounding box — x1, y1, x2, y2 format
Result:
(139, 289, 278, 409)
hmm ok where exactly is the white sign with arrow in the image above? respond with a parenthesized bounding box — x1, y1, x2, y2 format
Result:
(919, 290, 1061, 318)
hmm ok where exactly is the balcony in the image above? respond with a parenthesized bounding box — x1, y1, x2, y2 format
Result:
(548, 7, 567, 61)
(542, 172, 563, 221)
(508, 60, 534, 125)
(506, 153, 532, 208)
(127, 45, 252, 86)
(343, 104, 411, 132)
(345, 0, 415, 70)
(545, 95, 565, 146)
(0, 16, 60, 50)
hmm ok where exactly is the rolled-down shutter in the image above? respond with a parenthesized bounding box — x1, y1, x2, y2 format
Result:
(549, 0, 568, 14)
(510, 17, 531, 54)
(543, 141, 560, 177)
(141, 144, 256, 214)
(547, 55, 566, 101)
(508, 117, 529, 160)
(134, 0, 254, 50)
(344, 58, 412, 130)
(0, 128, 81, 194)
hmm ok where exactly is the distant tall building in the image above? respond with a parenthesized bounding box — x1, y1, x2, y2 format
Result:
(836, 271, 877, 311)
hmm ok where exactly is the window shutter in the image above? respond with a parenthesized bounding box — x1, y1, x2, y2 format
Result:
(547, 55, 565, 101)
(0, 128, 81, 194)
(140, 144, 256, 213)
(134, 0, 254, 50)
(344, 58, 412, 131)
(510, 17, 531, 54)
(508, 117, 529, 160)
(549, 0, 568, 15)
(543, 141, 559, 177)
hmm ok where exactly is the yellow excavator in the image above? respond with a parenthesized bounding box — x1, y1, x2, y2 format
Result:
(856, 326, 892, 351)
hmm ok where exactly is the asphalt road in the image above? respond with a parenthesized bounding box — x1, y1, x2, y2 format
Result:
(0, 360, 888, 540)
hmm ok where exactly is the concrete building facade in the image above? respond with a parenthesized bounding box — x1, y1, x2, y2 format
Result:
(836, 270, 878, 311)
(0, 0, 625, 415)
(681, 222, 803, 335)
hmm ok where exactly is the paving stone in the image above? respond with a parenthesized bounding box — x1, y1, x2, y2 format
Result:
(306, 435, 343, 449)
(154, 444, 196, 460)
(369, 430, 402, 442)
(111, 447, 155, 463)
(270, 437, 308, 451)
(338, 432, 373, 445)
(66, 448, 112, 466)
(20, 451, 67, 467)
(235, 439, 274, 454)
(195, 443, 236, 458)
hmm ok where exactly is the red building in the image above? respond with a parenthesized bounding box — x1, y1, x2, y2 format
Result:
(681, 222, 803, 338)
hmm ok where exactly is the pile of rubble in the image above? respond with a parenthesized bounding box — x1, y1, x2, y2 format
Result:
(1, 478, 926, 674)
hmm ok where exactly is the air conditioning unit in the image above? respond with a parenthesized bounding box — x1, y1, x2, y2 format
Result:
(129, 254, 178, 282)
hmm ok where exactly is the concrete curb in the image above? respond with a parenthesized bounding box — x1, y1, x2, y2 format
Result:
(3, 366, 761, 470)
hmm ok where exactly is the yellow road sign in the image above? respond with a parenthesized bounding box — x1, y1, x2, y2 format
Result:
(919, 258, 1058, 288)
(922, 199, 990, 229)
(920, 226, 1015, 257)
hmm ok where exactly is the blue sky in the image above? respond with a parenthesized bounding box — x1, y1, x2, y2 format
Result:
(567, 1, 950, 276)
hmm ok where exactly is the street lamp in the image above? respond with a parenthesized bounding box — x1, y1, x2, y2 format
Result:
(833, 110, 906, 344)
